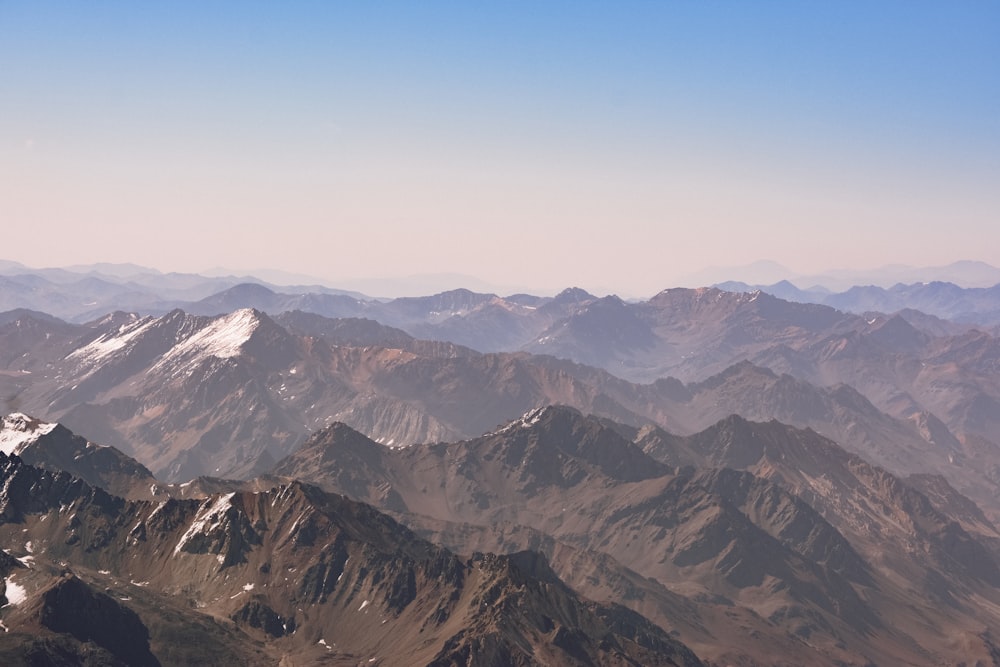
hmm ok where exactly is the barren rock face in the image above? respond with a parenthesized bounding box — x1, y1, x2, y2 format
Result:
(0, 451, 702, 667)
(40, 575, 158, 666)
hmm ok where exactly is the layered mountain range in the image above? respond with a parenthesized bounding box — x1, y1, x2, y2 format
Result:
(5, 271, 1000, 664)
(267, 407, 1000, 665)
(4, 259, 1000, 326)
(0, 444, 700, 666)
(4, 293, 1000, 526)
(719, 278, 1000, 326)
(4, 409, 1000, 665)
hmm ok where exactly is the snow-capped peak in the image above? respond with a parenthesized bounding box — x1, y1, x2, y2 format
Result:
(486, 407, 548, 437)
(174, 492, 237, 556)
(0, 413, 56, 455)
(66, 316, 156, 369)
(154, 308, 261, 371)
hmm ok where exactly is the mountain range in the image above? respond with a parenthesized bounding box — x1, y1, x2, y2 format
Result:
(683, 259, 1000, 292)
(718, 279, 1000, 327)
(5, 291, 1000, 526)
(4, 409, 1000, 665)
(6, 262, 1000, 664)
(0, 440, 700, 666)
(5, 258, 1000, 329)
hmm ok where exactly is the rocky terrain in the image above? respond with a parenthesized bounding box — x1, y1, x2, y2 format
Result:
(268, 407, 1000, 666)
(5, 301, 1000, 526)
(8, 409, 1000, 664)
(0, 449, 701, 666)
(0, 412, 159, 500)
(6, 274, 1000, 664)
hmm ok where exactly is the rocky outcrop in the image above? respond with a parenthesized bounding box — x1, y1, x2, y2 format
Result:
(39, 575, 158, 666)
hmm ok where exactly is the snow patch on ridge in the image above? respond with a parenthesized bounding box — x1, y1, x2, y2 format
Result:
(0, 413, 56, 455)
(486, 407, 547, 437)
(154, 309, 260, 372)
(2, 578, 26, 607)
(66, 317, 156, 370)
(174, 492, 236, 554)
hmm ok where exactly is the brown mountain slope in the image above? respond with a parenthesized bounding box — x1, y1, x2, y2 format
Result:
(637, 415, 1000, 585)
(0, 451, 701, 667)
(271, 407, 1000, 666)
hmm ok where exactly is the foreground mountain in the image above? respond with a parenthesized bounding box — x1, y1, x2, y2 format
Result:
(0, 450, 701, 666)
(0, 412, 158, 500)
(635, 415, 1000, 585)
(270, 407, 1000, 666)
(7, 408, 1000, 664)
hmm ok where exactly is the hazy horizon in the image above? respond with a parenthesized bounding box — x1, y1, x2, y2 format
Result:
(3, 3, 998, 296)
(6, 255, 1000, 301)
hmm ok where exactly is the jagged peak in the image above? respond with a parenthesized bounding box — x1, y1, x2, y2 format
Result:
(551, 286, 596, 303)
(272, 425, 390, 484)
(392, 288, 496, 307)
(66, 313, 158, 367)
(480, 406, 665, 483)
(693, 360, 777, 391)
(0, 412, 57, 455)
(702, 413, 824, 441)
(152, 307, 268, 371)
(725, 359, 769, 373)
(430, 287, 488, 298)
(693, 413, 761, 443)
(472, 549, 567, 589)
(485, 405, 581, 436)
(716, 413, 756, 429)
(173, 491, 239, 556)
(84, 310, 141, 328)
(302, 421, 382, 450)
(584, 294, 628, 309)
(649, 286, 723, 300)
(218, 282, 278, 297)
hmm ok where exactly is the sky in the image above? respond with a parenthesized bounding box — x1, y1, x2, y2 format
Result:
(2, 2, 998, 296)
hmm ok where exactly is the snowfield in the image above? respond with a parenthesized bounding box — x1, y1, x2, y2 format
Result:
(2, 578, 27, 607)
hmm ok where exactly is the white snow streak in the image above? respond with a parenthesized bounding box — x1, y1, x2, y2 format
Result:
(487, 407, 546, 437)
(154, 309, 260, 372)
(174, 493, 235, 554)
(66, 317, 156, 369)
(2, 579, 26, 607)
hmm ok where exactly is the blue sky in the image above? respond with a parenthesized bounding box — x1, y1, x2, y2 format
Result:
(2, 2, 998, 295)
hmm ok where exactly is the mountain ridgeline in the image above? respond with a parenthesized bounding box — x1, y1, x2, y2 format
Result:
(4, 271, 1000, 664)
(267, 407, 1000, 665)
(5, 409, 1000, 664)
(4, 293, 1000, 528)
(0, 447, 701, 666)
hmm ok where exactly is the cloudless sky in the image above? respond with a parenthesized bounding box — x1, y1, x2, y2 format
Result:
(2, 2, 998, 295)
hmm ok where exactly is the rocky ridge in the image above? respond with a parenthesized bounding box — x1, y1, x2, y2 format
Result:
(270, 406, 1000, 666)
(0, 449, 701, 666)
